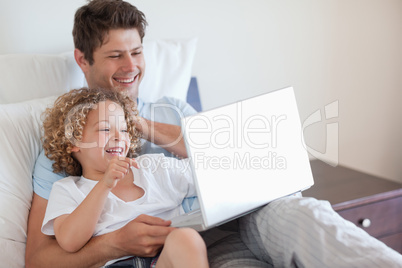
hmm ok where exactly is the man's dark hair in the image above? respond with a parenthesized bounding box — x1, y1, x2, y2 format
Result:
(73, 0, 147, 65)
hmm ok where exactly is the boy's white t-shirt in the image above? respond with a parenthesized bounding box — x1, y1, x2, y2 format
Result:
(41, 154, 196, 237)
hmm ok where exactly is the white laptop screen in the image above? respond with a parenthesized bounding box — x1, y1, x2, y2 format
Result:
(181, 87, 314, 228)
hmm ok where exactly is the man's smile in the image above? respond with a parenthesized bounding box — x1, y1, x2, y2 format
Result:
(113, 72, 140, 85)
(114, 76, 135, 84)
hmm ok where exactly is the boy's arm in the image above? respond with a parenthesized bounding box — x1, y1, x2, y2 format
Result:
(53, 181, 110, 253)
(52, 157, 138, 252)
(26, 193, 175, 268)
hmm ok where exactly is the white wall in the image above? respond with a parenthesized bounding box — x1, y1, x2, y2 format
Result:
(1, 0, 401, 182)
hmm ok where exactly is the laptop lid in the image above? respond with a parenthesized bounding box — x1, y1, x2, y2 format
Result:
(181, 86, 314, 228)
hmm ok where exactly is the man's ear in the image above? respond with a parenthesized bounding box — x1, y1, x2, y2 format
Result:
(74, 48, 90, 73)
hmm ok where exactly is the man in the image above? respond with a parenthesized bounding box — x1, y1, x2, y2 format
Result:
(26, 1, 192, 267)
(26, 0, 402, 267)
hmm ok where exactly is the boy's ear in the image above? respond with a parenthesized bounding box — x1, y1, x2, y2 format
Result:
(71, 146, 80, 153)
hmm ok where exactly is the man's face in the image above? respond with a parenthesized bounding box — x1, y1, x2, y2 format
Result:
(80, 28, 145, 100)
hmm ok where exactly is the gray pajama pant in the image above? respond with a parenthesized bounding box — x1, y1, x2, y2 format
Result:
(202, 195, 402, 268)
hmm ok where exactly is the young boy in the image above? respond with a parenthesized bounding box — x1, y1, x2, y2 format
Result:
(41, 88, 208, 268)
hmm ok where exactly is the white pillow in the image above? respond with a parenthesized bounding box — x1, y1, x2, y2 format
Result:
(0, 96, 57, 265)
(0, 38, 197, 105)
(0, 53, 85, 104)
(0, 239, 25, 268)
(140, 38, 197, 102)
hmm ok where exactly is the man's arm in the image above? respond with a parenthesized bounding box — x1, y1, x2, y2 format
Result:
(136, 117, 187, 158)
(26, 193, 175, 268)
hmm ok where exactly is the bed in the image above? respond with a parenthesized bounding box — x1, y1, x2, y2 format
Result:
(0, 38, 200, 267)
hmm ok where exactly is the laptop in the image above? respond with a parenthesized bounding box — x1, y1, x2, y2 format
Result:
(170, 86, 314, 231)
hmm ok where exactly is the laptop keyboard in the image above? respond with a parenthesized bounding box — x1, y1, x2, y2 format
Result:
(170, 209, 202, 227)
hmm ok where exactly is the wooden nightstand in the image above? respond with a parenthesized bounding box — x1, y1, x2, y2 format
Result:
(303, 160, 402, 253)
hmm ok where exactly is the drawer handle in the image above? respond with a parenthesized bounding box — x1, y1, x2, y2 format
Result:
(359, 218, 371, 228)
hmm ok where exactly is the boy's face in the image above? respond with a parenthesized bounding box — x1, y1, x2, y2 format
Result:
(77, 28, 145, 100)
(72, 100, 130, 179)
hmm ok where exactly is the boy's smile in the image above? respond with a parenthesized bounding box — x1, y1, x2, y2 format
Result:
(105, 147, 126, 157)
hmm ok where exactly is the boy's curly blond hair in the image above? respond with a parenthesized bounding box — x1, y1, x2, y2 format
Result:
(42, 87, 142, 176)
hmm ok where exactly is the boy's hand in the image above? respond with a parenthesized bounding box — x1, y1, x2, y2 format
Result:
(103, 157, 139, 188)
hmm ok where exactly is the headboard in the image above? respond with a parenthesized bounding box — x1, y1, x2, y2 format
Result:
(187, 77, 202, 112)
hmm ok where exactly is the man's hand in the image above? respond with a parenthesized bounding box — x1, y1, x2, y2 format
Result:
(112, 214, 176, 257)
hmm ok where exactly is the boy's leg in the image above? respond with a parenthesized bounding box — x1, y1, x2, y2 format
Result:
(239, 196, 402, 267)
(155, 228, 208, 268)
